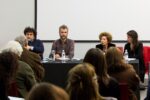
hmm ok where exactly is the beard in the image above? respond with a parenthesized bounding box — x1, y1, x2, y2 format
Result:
(60, 36, 67, 41)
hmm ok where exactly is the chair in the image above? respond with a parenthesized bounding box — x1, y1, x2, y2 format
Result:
(119, 82, 129, 100)
(143, 46, 150, 73)
(8, 80, 19, 97)
(117, 47, 123, 53)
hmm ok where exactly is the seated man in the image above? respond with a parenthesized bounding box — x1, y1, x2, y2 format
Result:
(50, 25, 75, 59)
(24, 27, 44, 59)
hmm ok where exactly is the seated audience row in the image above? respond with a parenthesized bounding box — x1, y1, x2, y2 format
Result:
(26, 63, 117, 100)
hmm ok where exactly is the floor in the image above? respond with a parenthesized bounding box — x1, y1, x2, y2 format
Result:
(140, 74, 149, 100)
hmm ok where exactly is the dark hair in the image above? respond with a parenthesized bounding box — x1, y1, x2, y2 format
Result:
(127, 30, 138, 48)
(0, 52, 18, 99)
(83, 48, 110, 85)
(24, 27, 37, 39)
(67, 63, 103, 100)
(0, 52, 18, 81)
(26, 82, 69, 100)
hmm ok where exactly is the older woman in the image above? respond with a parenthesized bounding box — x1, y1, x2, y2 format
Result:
(96, 32, 115, 53)
(106, 47, 140, 100)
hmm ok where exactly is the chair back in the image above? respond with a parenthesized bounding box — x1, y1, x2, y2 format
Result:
(119, 82, 129, 100)
(8, 80, 19, 97)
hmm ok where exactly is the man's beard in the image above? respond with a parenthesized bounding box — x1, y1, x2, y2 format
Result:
(61, 36, 67, 41)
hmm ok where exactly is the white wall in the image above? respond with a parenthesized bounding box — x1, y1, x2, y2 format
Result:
(37, 0, 150, 41)
(0, 0, 150, 59)
(0, 0, 34, 48)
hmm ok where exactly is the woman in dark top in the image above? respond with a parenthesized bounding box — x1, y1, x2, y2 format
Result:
(124, 30, 145, 83)
(96, 32, 115, 53)
(83, 48, 120, 100)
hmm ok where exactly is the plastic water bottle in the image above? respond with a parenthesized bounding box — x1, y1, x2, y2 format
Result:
(62, 50, 65, 59)
(51, 50, 55, 61)
(124, 50, 128, 63)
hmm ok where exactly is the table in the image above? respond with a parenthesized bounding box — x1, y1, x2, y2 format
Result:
(42, 59, 82, 88)
(42, 59, 139, 88)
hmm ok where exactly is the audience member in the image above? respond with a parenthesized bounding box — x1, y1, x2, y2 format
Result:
(50, 24, 74, 59)
(15, 35, 45, 82)
(26, 82, 69, 100)
(0, 52, 18, 100)
(24, 27, 44, 59)
(96, 32, 115, 53)
(83, 48, 120, 99)
(106, 47, 140, 100)
(1, 41, 36, 98)
(67, 63, 117, 100)
(124, 30, 145, 84)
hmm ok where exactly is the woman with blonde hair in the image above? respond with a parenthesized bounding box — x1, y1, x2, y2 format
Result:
(106, 47, 140, 100)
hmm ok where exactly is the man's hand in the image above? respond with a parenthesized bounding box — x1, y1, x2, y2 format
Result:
(55, 54, 60, 59)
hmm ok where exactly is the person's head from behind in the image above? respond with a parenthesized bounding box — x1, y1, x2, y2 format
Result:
(67, 63, 101, 100)
(105, 47, 124, 68)
(99, 32, 112, 46)
(15, 35, 28, 48)
(126, 30, 138, 45)
(83, 48, 108, 83)
(59, 25, 68, 41)
(26, 82, 69, 100)
(0, 41, 23, 58)
(0, 51, 18, 87)
(24, 27, 37, 41)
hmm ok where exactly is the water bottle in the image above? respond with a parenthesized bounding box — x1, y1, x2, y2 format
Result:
(62, 50, 65, 59)
(124, 50, 128, 63)
(51, 50, 55, 61)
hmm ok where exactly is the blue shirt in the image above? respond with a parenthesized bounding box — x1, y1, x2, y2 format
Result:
(28, 39, 44, 59)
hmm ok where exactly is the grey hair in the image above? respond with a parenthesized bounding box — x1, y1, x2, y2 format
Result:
(15, 35, 27, 47)
(0, 41, 23, 57)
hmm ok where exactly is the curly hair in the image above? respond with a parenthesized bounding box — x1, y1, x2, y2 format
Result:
(24, 27, 37, 39)
(99, 32, 112, 43)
